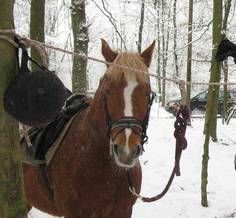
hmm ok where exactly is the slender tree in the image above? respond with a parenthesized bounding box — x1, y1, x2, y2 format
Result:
(30, 0, 45, 71)
(186, 0, 193, 108)
(222, 0, 232, 122)
(71, 0, 89, 94)
(155, 0, 162, 102)
(45, 0, 58, 36)
(0, 1, 27, 217)
(173, 0, 179, 78)
(161, 1, 171, 106)
(201, 0, 223, 207)
(173, 0, 187, 105)
(91, 0, 126, 50)
(137, 0, 145, 53)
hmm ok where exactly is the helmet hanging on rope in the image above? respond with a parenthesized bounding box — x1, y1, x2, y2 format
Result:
(4, 41, 68, 127)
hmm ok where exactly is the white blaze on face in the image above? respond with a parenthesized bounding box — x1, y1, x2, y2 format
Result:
(124, 80, 138, 116)
(123, 80, 138, 155)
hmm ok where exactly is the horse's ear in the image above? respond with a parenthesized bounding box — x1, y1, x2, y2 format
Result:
(101, 39, 118, 63)
(140, 41, 156, 67)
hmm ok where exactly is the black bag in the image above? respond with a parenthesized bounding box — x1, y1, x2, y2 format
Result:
(216, 38, 236, 64)
(4, 46, 67, 127)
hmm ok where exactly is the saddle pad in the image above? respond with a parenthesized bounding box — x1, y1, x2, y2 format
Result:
(21, 115, 76, 166)
(20, 94, 89, 165)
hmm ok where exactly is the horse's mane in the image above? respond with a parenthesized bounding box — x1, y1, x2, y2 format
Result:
(105, 52, 149, 83)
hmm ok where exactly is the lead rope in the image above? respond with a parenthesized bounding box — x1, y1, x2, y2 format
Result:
(127, 105, 190, 202)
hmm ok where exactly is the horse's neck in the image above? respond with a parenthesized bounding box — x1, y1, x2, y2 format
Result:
(87, 89, 108, 141)
(82, 89, 111, 165)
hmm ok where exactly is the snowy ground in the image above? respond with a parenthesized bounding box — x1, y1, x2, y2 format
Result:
(28, 104, 236, 218)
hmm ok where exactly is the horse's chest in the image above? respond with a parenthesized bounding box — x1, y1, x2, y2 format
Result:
(73, 167, 132, 210)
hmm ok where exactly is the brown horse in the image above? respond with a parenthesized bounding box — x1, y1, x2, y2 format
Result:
(23, 39, 155, 218)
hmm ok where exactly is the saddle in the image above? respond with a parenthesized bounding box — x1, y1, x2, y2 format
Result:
(21, 94, 89, 165)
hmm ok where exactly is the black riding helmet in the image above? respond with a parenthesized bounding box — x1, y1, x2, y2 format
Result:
(4, 44, 67, 126)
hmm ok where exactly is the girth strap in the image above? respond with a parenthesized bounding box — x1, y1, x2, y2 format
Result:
(39, 164, 54, 201)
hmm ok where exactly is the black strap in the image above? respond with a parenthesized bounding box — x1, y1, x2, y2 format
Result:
(18, 43, 49, 73)
(141, 90, 156, 145)
(39, 164, 54, 201)
(20, 47, 30, 74)
(13, 36, 21, 74)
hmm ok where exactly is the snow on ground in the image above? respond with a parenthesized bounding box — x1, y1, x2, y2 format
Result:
(28, 104, 236, 218)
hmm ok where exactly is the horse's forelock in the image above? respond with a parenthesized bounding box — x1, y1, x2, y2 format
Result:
(105, 52, 149, 84)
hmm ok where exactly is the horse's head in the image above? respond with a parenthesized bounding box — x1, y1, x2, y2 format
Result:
(101, 39, 155, 168)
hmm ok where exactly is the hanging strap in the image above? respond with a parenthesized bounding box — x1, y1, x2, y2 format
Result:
(13, 36, 21, 74)
(18, 42, 49, 74)
(20, 46, 30, 74)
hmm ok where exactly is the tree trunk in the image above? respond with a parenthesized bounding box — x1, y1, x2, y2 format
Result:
(161, 0, 166, 107)
(137, 0, 145, 53)
(155, 0, 161, 102)
(222, 0, 232, 122)
(30, 0, 45, 71)
(173, 0, 179, 78)
(201, 0, 222, 207)
(222, 0, 232, 32)
(186, 0, 193, 108)
(222, 61, 228, 124)
(45, 0, 58, 36)
(204, 0, 222, 141)
(173, 0, 186, 105)
(201, 130, 210, 207)
(71, 0, 89, 94)
(161, 6, 171, 107)
(0, 1, 27, 217)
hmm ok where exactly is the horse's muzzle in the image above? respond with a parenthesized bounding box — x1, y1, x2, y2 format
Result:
(112, 144, 142, 168)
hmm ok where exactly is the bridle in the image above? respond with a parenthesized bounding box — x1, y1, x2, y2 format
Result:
(104, 89, 156, 152)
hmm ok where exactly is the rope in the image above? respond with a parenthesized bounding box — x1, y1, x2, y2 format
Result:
(0, 35, 19, 47)
(20, 124, 32, 147)
(127, 106, 190, 203)
(1, 30, 236, 87)
(0, 29, 15, 34)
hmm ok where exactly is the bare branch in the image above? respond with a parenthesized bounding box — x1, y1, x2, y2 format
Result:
(91, 0, 127, 49)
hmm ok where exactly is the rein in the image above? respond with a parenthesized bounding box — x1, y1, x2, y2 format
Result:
(127, 105, 190, 202)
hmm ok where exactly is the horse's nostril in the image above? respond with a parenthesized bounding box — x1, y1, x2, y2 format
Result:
(133, 145, 142, 158)
(136, 145, 141, 156)
(114, 144, 119, 155)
